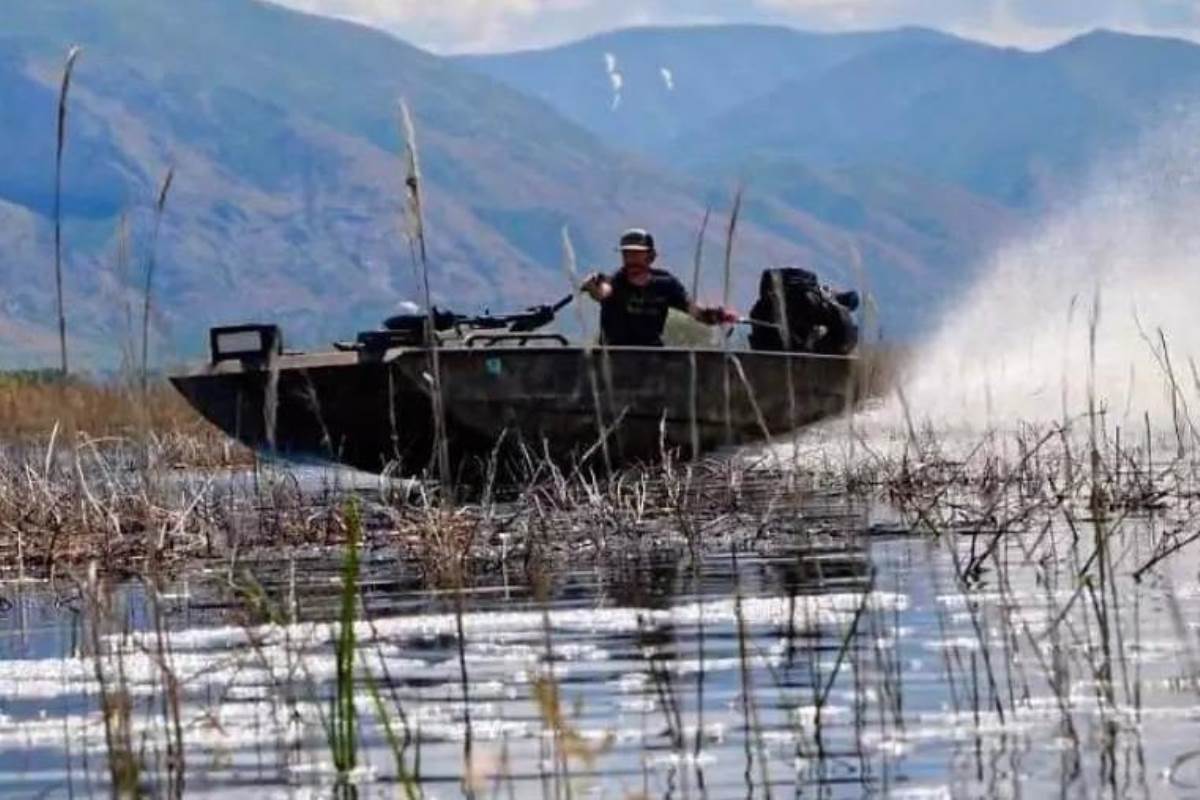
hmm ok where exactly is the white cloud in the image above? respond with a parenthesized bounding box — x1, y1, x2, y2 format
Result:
(272, 0, 597, 51)
(267, 0, 1200, 53)
(755, 0, 1200, 47)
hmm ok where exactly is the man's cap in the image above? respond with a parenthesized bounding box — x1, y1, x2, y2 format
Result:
(619, 228, 655, 252)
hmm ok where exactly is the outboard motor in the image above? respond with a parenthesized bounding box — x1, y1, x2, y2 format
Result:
(748, 267, 859, 356)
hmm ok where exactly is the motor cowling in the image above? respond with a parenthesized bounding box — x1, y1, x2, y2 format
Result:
(748, 268, 859, 356)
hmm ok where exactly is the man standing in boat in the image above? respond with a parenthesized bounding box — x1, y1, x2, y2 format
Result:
(581, 228, 738, 346)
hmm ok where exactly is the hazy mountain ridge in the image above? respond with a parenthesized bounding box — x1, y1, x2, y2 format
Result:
(455, 25, 960, 153)
(1, 1, 868, 365)
(674, 30, 1200, 207)
(466, 25, 1200, 210)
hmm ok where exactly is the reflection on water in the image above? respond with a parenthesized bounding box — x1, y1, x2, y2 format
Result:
(0, 494, 1197, 799)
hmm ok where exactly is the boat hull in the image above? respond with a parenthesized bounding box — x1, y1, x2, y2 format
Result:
(170, 346, 857, 476)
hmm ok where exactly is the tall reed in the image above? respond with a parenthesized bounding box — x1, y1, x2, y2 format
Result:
(721, 185, 744, 446)
(54, 45, 82, 376)
(690, 205, 711, 300)
(141, 166, 175, 393)
(689, 206, 713, 460)
(560, 226, 612, 474)
(84, 562, 142, 797)
(398, 99, 452, 497)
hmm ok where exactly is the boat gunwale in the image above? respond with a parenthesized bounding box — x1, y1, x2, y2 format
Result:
(169, 345, 858, 378)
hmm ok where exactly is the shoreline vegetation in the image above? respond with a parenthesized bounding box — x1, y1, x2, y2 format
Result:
(0, 343, 902, 580)
(0, 341, 1194, 594)
(0, 372, 231, 445)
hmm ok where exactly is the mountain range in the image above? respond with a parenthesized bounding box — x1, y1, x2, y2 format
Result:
(3, 3, 1200, 366)
(462, 26, 1200, 206)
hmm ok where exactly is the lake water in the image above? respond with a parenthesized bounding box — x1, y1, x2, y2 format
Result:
(0, 480, 1196, 799)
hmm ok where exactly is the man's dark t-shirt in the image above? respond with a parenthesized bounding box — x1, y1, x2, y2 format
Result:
(599, 268, 691, 346)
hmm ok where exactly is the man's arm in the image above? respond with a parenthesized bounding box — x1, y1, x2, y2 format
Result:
(581, 273, 613, 302)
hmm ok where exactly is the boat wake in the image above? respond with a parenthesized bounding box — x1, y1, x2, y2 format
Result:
(756, 111, 1200, 468)
(739, 112, 1200, 472)
(901, 113, 1200, 433)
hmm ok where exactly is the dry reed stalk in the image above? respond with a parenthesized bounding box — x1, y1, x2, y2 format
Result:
(359, 621, 420, 798)
(721, 187, 741, 315)
(690, 205, 711, 300)
(832, 240, 871, 484)
(82, 562, 142, 796)
(730, 545, 771, 795)
(54, 46, 82, 376)
(767, 269, 802, 480)
(721, 186, 743, 447)
(688, 208, 711, 462)
(146, 578, 186, 798)
(141, 166, 176, 393)
(396, 100, 452, 496)
(113, 210, 136, 374)
(453, 588, 475, 799)
(560, 226, 613, 475)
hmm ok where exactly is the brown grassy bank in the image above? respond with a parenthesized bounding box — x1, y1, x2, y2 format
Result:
(0, 375, 249, 465)
(0, 374, 194, 436)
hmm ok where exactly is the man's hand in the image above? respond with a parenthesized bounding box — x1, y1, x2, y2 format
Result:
(581, 272, 611, 301)
(694, 305, 739, 326)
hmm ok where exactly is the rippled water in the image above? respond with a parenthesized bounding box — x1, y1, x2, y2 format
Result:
(0, 493, 1197, 799)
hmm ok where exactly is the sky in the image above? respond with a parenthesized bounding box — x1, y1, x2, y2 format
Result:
(270, 0, 1200, 53)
